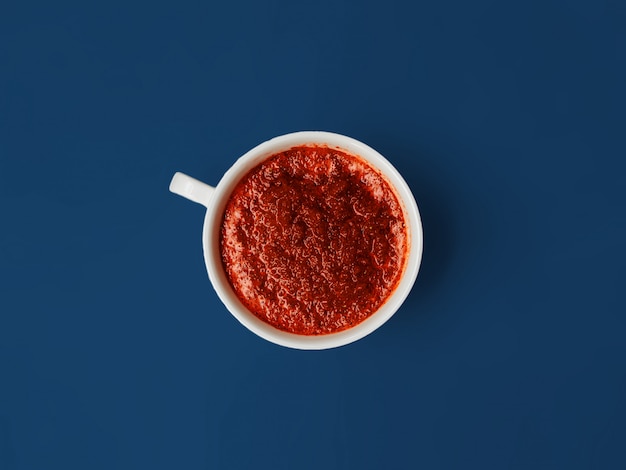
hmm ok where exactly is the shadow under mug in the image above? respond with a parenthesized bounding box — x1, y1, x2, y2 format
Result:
(170, 131, 423, 349)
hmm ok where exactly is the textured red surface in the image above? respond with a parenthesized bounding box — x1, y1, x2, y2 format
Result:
(220, 145, 407, 335)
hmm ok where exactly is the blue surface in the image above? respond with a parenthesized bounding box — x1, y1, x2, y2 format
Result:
(1, 0, 625, 469)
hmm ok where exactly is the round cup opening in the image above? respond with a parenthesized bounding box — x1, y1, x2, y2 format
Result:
(203, 131, 422, 349)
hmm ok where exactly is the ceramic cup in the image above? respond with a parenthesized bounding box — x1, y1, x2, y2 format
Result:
(169, 131, 423, 349)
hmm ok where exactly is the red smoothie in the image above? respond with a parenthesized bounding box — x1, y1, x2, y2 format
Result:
(220, 145, 408, 335)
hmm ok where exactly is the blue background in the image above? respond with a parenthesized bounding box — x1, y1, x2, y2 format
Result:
(1, 0, 625, 468)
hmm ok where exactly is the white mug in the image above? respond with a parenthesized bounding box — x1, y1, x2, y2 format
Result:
(170, 131, 423, 349)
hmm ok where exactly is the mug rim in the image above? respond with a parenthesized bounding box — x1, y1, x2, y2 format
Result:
(202, 131, 423, 349)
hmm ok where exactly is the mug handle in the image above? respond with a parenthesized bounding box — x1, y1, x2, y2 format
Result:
(169, 172, 215, 208)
